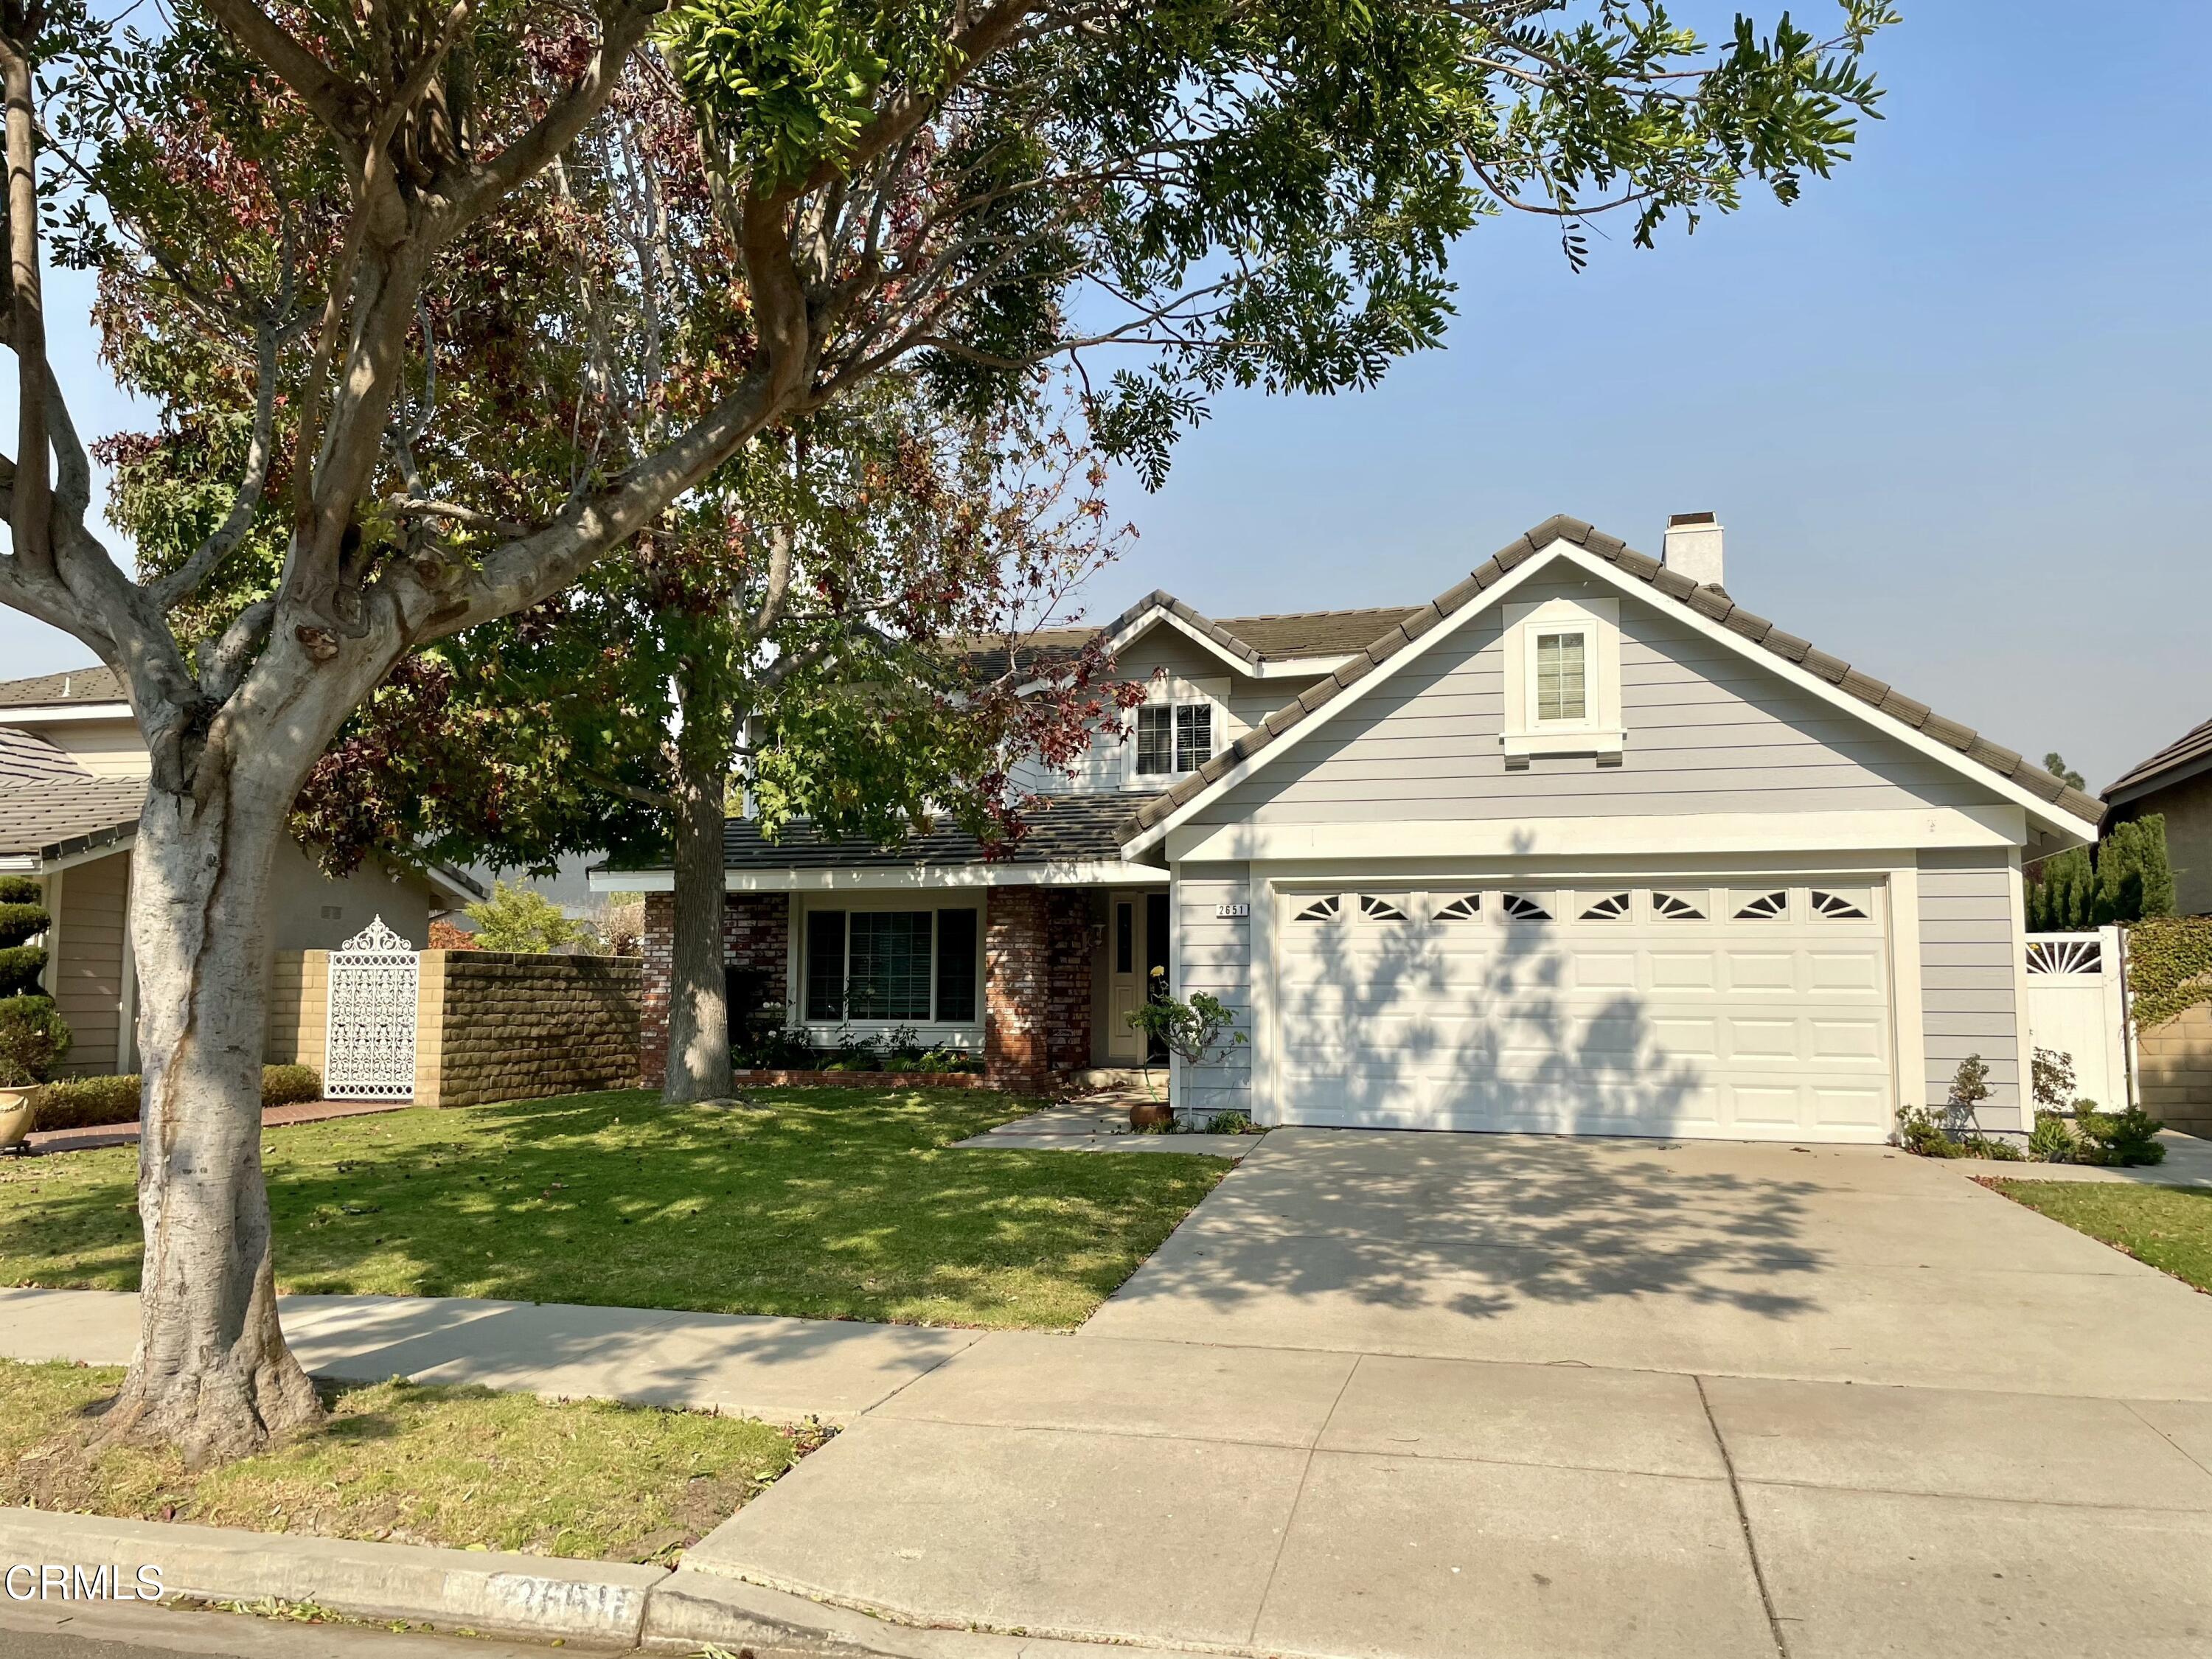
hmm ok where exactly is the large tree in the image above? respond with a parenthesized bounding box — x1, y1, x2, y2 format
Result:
(282, 392, 1138, 1103)
(0, 0, 1893, 1461)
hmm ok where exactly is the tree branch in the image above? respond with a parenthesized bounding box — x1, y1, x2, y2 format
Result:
(150, 323, 282, 610)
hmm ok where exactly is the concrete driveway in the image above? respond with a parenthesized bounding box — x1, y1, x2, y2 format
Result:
(684, 1130, 2212, 1658)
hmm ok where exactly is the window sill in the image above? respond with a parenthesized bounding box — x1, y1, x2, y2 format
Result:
(1500, 727, 1626, 761)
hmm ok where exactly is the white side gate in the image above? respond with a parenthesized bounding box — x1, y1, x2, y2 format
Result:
(2023, 928, 2135, 1110)
(324, 917, 420, 1100)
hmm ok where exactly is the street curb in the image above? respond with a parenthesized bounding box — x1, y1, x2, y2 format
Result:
(0, 1508, 667, 1647)
(643, 1567, 1233, 1658)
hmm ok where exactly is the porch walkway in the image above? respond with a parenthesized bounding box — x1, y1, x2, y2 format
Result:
(954, 1093, 1265, 1160)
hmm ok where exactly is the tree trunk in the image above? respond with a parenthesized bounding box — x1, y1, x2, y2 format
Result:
(661, 658, 735, 1104)
(99, 764, 321, 1466)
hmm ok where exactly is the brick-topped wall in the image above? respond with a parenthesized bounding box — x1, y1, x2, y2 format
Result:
(2140, 1001, 2212, 1138)
(268, 948, 641, 1107)
(417, 951, 641, 1109)
(639, 892, 790, 1085)
(984, 888, 1091, 1091)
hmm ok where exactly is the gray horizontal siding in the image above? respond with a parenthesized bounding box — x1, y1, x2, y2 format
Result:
(1175, 869, 1252, 1121)
(1917, 848, 2021, 1119)
(1194, 574, 2005, 827)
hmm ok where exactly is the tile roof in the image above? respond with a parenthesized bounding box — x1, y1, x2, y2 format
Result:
(1119, 515, 2106, 844)
(2105, 715, 2212, 806)
(0, 774, 145, 858)
(0, 728, 91, 787)
(602, 792, 1154, 874)
(950, 597, 1425, 681)
(0, 665, 125, 709)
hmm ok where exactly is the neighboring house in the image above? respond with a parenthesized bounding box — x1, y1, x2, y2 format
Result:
(605, 513, 2100, 1142)
(2103, 716, 2212, 915)
(0, 667, 479, 1077)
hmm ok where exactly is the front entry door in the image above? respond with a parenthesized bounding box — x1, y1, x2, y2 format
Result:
(1105, 891, 1173, 1063)
(1107, 895, 1143, 1061)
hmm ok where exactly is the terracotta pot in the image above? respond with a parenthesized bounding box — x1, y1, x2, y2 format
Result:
(0, 1088, 37, 1150)
(1128, 1101, 1176, 1134)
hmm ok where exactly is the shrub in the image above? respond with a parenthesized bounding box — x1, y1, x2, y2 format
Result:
(1942, 1054, 1993, 1135)
(2074, 1102, 2167, 1168)
(2027, 1111, 2076, 1164)
(1895, 1103, 1963, 1158)
(0, 995, 69, 1088)
(0, 876, 68, 1087)
(2028, 817, 2176, 929)
(463, 881, 592, 953)
(34, 1065, 326, 1132)
(2031, 1047, 2077, 1113)
(1205, 1110, 1261, 1135)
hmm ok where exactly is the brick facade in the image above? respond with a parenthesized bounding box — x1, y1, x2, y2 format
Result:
(984, 888, 1093, 1092)
(641, 887, 1091, 1091)
(639, 892, 790, 1085)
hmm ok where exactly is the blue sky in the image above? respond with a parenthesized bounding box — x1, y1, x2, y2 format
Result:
(4, 0, 2205, 790)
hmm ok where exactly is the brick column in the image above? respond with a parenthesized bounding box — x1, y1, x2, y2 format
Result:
(985, 889, 1050, 1091)
(723, 894, 792, 1024)
(1043, 891, 1093, 1074)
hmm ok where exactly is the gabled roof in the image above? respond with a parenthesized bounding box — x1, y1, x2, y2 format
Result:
(951, 596, 1425, 681)
(1119, 515, 2105, 846)
(0, 665, 125, 709)
(2105, 716, 2212, 808)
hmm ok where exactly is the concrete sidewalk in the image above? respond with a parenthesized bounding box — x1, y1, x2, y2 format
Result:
(954, 1095, 1264, 1159)
(0, 1287, 977, 1424)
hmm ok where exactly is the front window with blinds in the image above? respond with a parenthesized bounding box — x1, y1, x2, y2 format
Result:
(1535, 632, 1587, 722)
(803, 908, 981, 1023)
(1135, 704, 1214, 776)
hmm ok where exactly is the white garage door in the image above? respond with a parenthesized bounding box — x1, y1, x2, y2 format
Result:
(1275, 883, 1895, 1142)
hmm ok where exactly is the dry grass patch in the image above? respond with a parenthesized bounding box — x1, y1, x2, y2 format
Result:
(0, 1359, 816, 1562)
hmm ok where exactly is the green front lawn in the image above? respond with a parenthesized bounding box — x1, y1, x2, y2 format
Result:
(1988, 1180, 2212, 1293)
(0, 1088, 1224, 1327)
(1, 1360, 807, 1561)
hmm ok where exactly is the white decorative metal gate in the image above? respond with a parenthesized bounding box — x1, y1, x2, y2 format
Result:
(2024, 927, 2135, 1110)
(324, 917, 420, 1099)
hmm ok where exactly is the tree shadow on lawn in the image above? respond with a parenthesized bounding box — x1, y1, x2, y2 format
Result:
(0, 1088, 1228, 1328)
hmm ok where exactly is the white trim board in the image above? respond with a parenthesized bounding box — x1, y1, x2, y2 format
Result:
(590, 859, 1168, 893)
(1166, 807, 2028, 866)
(0, 702, 135, 725)
(1124, 538, 2099, 857)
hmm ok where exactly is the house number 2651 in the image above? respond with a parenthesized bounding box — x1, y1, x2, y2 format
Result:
(1214, 902, 1250, 919)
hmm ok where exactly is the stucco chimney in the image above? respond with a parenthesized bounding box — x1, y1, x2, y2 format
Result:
(1663, 512, 1724, 588)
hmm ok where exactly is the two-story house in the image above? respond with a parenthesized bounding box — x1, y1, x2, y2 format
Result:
(605, 512, 2101, 1141)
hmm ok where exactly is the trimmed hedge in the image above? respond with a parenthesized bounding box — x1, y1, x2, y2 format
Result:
(2129, 916, 2212, 1033)
(31, 1064, 324, 1133)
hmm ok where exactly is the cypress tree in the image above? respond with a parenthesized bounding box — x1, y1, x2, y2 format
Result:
(0, 875, 71, 1085)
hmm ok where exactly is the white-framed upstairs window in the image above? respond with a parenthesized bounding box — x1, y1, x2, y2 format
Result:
(1500, 595, 1624, 762)
(1126, 673, 1225, 785)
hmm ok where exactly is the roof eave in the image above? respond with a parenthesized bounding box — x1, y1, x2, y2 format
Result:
(1120, 515, 2104, 855)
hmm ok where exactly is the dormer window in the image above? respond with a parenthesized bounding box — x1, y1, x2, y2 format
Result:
(1135, 703, 1213, 776)
(1500, 596, 1624, 762)
(1535, 631, 1587, 722)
